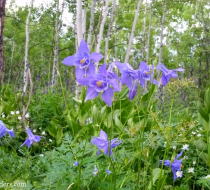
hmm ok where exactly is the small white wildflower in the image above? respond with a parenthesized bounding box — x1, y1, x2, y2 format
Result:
(16, 111, 20, 114)
(205, 175, 210, 179)
(39, 154, 44, 157)
(192, 131, 196, 135)
(193, 161, 196, 165)
(2, 114, 5, 118)
(42, 131, 45, 135)
(39, 127, 42, 130)
(49, 139, 52, 142)
(183, 156, 189, 160)
(18, 116, 21, 120)
(188, 167, 194, 173)
(181, 128, 184, 131)
(173, 146, 176, 150)
(181, 144, 189, 151)
(176, 171, 183, 178)
(178, 134, 182, 136)
(197, 134, 201, 137)
(25, 113, 29, 118)
(33, 129, 36, 133)
(11, 111, 15, 115)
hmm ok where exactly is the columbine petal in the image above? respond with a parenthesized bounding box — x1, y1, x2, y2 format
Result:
(77, 76, 94, 86)
(139, 61, 147, 70)
(108, 79, 120, 92)
(99, 63, 108, 76)
(62, 55, 75, 66)
(86, 62, 95, 76)
(85, 87, 99, 101)
(129, 83, 138, 100)
(176, 151, 183, 159)
(75, 67, 85, 79)
(78, 39, 89, 54)
(90, 52, 103, 62)
(99, 129, 107, 140)
(121, 74, 132, 90)
(101, 87, 113, 107)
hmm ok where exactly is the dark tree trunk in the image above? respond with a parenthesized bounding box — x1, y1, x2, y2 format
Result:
(0, 0, 6, 83)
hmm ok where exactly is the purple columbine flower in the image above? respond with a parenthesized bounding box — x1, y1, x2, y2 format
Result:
(0, 120, 15, 138)
(160, 151, 183, 181)
(77, 63, 120, 107)
(128, 61, 156, 100)
(115, 62, 137, 90)
(91, 129, 121, 156)
(157, 63, 184, 87)
(62, 39, 103, 79)
(74, 161, 79, 166)
(21, 128, 44, 148)
(106, 169, 112, 175)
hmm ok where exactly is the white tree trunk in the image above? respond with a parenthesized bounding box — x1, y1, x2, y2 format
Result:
(51, 0, 60, 86)
(87, 0, 95, 50)
(23, 0, 34, 93)
(82, 6, 86, 39)
(95, 0, 109, 58)
(76, 0, 83, 46)
(114, 17, 117, 61)
(142, 0, 147, 60)
(124, 0, 142, 63)
(158, 3, 167, 64)
(105, 0, 116, 63)
(146, 0, 153, 64)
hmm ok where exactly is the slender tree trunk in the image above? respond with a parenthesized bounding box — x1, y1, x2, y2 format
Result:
(23, 0, 34, 93)
(82, 6, 86, 40)
(51, 0, 60, 87)
(105, 0, 116, 63)
(114, 17, 117, 61)
(76, 0, 83, 46)
(142, 0, 147, 60)
(0, 0, 6, 83)
(7, 41, 15, 84)
(95, 0, 109, 69)
(87, 0, 95, 50)
(124, 0, 142, 63)
(158, 3, 167, 64)
(146, 0, 152, 64)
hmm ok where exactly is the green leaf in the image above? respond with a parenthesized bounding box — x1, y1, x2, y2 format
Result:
(148, 168, 161, 189)
(55, 126, 63, 146)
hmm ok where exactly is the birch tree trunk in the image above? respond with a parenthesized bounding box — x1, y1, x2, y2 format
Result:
(124, 0, 142, 63)
(146, 0, 153, 64)
(51, 0, 60, 86)
(23, 0, 34, 93)
(158, 3, 167, 64)
(105, 0, 116, 63)
(87, 0, 95, 50)
(82, 6, 86, 40)
(76, 0, 83, 46)
(95, 0, 109, 69)
(142, 0, 147, 60)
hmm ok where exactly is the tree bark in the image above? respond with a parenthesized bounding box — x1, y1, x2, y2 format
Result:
(51, 0, 60, 87)
(158, 3, 167, 64)
(142, 0, 147, 61)
(95, 0, 109, 69)
(0, 0, 6, 83)
(124, 0, 142, 63)
(146, 0, 152, 64)
(87, 0, 95, 50)
(23, 0, 34, 93)
(7, 41, 15, 84)
(105, 0, 116, 63)
(82, 6, 86, 40)
(76, 0, 83, 47)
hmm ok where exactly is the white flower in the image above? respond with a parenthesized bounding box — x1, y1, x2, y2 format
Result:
(192, 131, 196, 135)
(39, 154, 44, 157)
(25, 113, 29, 118)
(181, 144, 189, 151)
(188, 167, 194, 173)
(178, 134, 182, 136)
(181, 128, 184, 131)
(183, 156, 188, 160)
(18, 116, 21, 120)
(42, 131, 45, 135)
(176, 171, 183, 178)
(10, 111, 15, 115)
(2, 114, 5, 118)
(39, 127, 42, 130)
(197, 134, 201, 137)
(33, 129, 36, 133)
(205, 175, 210, 179)
(49, 139, 52, 142)
(193, 161, 196, 165)
(173, 146, 176, 150)
(16, 111, 20, 114)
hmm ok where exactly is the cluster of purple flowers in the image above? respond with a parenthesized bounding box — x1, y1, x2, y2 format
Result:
(62, 39, 184, 106)
(0, 120, 44, 148)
